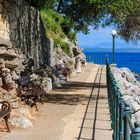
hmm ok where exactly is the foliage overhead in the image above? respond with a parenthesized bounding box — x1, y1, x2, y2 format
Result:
(26, 0, 140, 42)
(115, 2, 140, 42)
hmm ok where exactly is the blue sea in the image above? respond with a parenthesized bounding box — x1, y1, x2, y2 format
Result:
(84, 51, 140, 74)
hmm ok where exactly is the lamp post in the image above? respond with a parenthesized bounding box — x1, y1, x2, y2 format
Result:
(111, 30, 117, 64)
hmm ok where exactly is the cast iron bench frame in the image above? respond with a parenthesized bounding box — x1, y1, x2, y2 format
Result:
(17, 75, 44, 111)
(0, 101, 11, 132)
(55, 64, 71, 80)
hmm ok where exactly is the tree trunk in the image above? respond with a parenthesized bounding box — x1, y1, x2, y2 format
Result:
(57, 0, 63, 12)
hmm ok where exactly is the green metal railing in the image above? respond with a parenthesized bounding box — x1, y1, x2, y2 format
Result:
(106, 57, 140, 140)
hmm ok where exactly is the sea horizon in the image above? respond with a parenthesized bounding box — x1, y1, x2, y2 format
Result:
(84, 50, 140, 75)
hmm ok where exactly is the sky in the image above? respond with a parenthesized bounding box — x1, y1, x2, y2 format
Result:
(77, 26, 140, 52)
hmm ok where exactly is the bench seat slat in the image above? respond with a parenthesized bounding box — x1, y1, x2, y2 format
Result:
(0, 110, 9, 118)
(18, 76, 30, 86)
(18, 76, 29, 82)
(20, 79, 30, 86)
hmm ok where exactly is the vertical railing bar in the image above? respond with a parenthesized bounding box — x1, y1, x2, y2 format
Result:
(106, 56, 140, 140)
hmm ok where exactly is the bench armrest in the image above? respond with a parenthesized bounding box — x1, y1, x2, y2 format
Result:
(0, 101, 11, 112)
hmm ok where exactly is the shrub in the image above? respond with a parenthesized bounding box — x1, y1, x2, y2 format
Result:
(67, 32, 77, 42)
(41, 9, 65, 38)
(40, 8, 75, 57)
(54, 38, 71, 56)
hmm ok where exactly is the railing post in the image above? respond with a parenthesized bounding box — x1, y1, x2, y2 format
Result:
(111, 78, 118, 140)
(131, 121, 140, 140)
(105, 59, 140, 140)
(123, 103, 131, 140)
(115, 90, 120, 140)
(119, 94, 125, 140)
(110, 80, 115, 131)
(113, 84, 119, 140)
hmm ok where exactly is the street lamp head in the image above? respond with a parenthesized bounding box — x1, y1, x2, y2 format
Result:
(111, 30, 117, 36)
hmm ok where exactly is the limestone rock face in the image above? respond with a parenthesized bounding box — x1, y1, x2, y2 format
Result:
(9, 107, 34, 129)
(68, 39, 85, 60)
(0, 77, 2, 86)
(41, 77, 52, 92)
(113, 67, 140, 123)
(0, 0, 86, 71)
(30, 73, 53, 92)
(51, 43, 75, 67)
(0, 0, 51, 69)
(0, 0, 85, 84)
(0, 45, 26, 89)
(46, 38, 55, 67)
(10, 116, 33, 129)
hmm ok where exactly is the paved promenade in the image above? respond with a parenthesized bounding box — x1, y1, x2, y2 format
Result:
(2, 64, 112, 140)
(77, 65, 112, 140)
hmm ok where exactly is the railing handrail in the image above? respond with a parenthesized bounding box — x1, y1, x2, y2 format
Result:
(106, 55, 140, 140)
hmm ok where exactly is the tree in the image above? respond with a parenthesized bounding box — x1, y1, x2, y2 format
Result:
(26, 0, 140, 41)
(25, 0, 45, 9)
(115, 2, 140, 42)
(57, 0, 63, 12)
(51, 0, 137, 34)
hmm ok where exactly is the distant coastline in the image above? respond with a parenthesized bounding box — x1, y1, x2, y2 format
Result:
(84, 51, 140, 75)
(82, 47, 140, 53)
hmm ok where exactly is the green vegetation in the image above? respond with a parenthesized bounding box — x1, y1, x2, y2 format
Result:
(41, 8, 65, 39)
(67, 32, 77, 42)
(115, 2, 140, 42)
(26, 0, 140, 44)
(40, 8, 72, 56)
(54, 38, 71, 56)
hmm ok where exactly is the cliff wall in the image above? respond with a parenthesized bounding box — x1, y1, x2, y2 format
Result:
(0, 0, 85, 129)
(0, 0, 51, 69)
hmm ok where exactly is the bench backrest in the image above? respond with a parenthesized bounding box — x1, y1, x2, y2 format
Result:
(17, 75, 30, 87)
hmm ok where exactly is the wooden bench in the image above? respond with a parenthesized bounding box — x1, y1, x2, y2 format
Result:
(17, 76, 45, 111)
(0, 101, 11, 132)
(62, 68, 71, 80)
(55, 64, 71, 80)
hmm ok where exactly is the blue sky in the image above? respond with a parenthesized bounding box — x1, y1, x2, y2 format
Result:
(77, 26, 140, 51)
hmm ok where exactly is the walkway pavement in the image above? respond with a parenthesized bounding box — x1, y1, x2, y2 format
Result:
(2, 64, 112, 140)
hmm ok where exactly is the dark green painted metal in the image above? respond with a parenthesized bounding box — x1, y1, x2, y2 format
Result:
(124, 105, 131, 140)
(131, 122, 140, 140)
(112, 35, 115, 64)
(106, 56, 140, 140)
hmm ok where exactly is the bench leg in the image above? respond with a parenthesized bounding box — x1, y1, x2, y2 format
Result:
(26, 98, 30, 105)
(30, 102, 38, 111)
(3, 114, 10, 132)
(39, 94, 44, 105)
(23, 96, 39, 111)
(31, 96, 39, 111)
(34, 103, 38, 111)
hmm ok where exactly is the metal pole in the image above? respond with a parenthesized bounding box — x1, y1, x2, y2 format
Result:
(112, 35, 115, 64)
